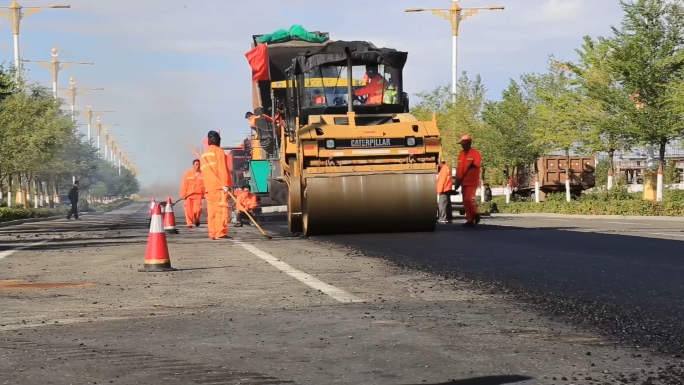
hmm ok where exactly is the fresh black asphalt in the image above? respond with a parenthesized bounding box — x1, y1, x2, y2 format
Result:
(313, 218, 684, 356)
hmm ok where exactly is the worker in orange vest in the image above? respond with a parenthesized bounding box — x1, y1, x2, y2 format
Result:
(234, 184, 258, 227)
(354, 65, 386, 104)
(312, 89, 325, 105)
(179, 159, 205, 228)
(436, 160, 453, 224)
(200, 130, 233, 239)
(455, 135, 482, 227)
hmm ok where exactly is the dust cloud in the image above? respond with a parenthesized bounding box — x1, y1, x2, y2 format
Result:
(138, 182, 180, 201)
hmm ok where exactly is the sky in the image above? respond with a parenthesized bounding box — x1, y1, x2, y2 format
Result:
(0, 0, 625, 188)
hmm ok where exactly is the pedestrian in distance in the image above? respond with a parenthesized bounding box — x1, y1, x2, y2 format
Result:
(66, 180, 81, 221)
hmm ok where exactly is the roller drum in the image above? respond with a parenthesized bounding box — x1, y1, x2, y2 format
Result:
(302, 171, 437, 235)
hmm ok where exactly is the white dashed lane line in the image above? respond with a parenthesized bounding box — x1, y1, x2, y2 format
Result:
(0, 240, 50, 261)
(232, 240, 365, 303)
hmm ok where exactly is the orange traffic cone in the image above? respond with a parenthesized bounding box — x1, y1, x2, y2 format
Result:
(139, 204, 176, 272)
(163, 197, 179, 234)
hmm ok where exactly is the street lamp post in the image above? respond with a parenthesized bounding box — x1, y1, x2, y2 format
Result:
(58, 76, 103, 121)
(22, 46, 93, 97)
(405, 0, 504, 102)
(110, 136, 126, 163)
(84, 105, 114, 144)
(95, 117, 120, 157)
(0, 2, 70, 72)
(115, 145, 130, 175)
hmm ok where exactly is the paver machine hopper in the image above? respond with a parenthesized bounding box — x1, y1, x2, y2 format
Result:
(247, 31, 442, 235)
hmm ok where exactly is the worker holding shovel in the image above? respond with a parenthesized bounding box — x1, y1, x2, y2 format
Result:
(179, 158, 205, 228)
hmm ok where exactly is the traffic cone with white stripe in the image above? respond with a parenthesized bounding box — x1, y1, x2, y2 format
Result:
(139, 204, 176, 272)
(163, 197, 179, 234)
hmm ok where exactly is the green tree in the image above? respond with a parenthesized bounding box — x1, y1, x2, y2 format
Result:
(525, 58, 586, 157)
(567, 36, 636, 181)
(482, 79, 542, 182)
(412, 72, 488, 163)
(607, 0, 684, 169)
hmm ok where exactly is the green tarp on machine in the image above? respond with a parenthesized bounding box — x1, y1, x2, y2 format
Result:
(257, 25, 329, 44)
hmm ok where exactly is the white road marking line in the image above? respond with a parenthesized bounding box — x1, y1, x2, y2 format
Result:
(648, 232, 684, 238)
(232, 240, 365, 303)
(0, 240, 50, 261)
(538, 218, 571, 222)
(606, 221, 649, 225)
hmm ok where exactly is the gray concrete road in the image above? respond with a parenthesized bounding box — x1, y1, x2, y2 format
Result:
(0, 203, 681, 384)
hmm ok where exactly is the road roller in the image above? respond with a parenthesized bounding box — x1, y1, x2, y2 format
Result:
(245, 31, 442, 235)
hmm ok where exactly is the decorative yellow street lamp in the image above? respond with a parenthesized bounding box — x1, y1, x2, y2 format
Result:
(405, 0, 504, 101)
(83, 105, 115, 144)
(0, 2, 70, 71)
(22, 46, 92, 97)
(58, 76, 104, 122)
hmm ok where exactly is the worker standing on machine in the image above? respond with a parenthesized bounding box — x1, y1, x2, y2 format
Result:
(436, 160, 453, 224)
(200, 130, 233, 239)
(179, 159, 205, 228)
(354, 65, 386, 104)
(234, 184, 258, 227)
(455, 135, 482, 227)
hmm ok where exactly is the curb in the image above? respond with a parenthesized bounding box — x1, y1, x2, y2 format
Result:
(492, 213, 684, 222)
(0, 214, 74, 228)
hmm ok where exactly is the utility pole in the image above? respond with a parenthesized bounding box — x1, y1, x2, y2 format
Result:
(405, 0, 504, 102)
(95, 116, 120, 157)
(22, 46, 91, 96)
(58, 76, 103, 121)
(83, 104, 114, 144)
(0, 2, 70, 72)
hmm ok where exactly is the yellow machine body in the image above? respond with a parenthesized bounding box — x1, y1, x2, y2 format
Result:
(281, 110, 442, 235)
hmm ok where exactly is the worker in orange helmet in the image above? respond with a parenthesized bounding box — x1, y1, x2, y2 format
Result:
(179, 159, 205, 228)
(234, 184, 259, 227)
(354, 65, 386, 104)
(436, 160, 453, 224)
(455, 135, 482, 227)
(200, 130, 233, 239)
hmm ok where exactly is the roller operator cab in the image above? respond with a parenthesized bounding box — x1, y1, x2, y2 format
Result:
(274, 40, 442, 236)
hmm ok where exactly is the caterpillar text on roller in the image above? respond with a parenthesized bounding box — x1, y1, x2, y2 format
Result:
(244, 30, 442, 235)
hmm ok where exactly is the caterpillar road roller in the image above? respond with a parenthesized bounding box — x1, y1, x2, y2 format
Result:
(246, 30, 442, 235)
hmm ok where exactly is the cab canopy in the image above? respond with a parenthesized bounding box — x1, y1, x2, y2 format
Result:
(291, 41, 408, 74)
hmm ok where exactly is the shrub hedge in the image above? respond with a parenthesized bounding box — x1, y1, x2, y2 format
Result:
(478, 188, 684, 217)
(0, 198, 133, 223)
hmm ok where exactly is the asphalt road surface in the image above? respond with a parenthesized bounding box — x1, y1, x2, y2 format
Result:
(0, 203, 682, 384)
(277, 214, 684, 356)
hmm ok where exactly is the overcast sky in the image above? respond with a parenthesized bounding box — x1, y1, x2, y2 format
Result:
(0, 0, 624, 188)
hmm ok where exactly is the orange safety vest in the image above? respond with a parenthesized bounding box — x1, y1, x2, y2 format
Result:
(180, 169, 205, 199)
(436, 163, 452, 194)
(200, 145, 233, 191)
(236, 192, 258, 211)
(456, 148, 482, 186)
